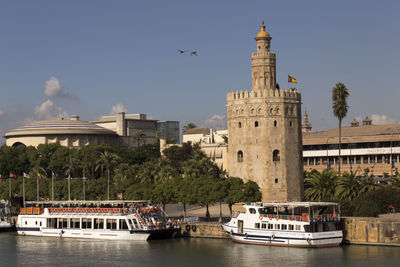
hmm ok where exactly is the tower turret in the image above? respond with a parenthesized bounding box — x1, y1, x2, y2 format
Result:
(302, 109, 312, 133)
(251, 21, 276, 93)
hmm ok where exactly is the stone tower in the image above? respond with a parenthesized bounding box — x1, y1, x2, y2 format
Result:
(226, 23, 304, 202)
(302, 110, 312, 133)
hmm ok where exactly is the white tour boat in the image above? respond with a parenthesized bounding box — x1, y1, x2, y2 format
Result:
(17, 202, 166, 241)
(222, 202, 343, 248)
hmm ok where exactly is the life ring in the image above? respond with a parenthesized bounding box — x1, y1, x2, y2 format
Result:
(295, 216, 300, 221)
(306, 237, 311, 244)
(259, 214, 263, 220)
(289, 216, 293, 221)
(191, 225, 197, 232)
(271, 234, 275, 240)
(185, 225, 191, 231)
(275, 215, 279, 221)
(269, 215, 273, 220)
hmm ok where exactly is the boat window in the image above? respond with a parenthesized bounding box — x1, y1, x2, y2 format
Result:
(249, 208, 256, 214)
(289, 225, 294, 231)
(107, 219, 117, 230)
(70, 218, 80, 229)
(62, 218, 68, 229)
(281, 224, 287, 230)
(119, 219, 129, 230)
(304, 225, 313, 233)
(25, 221, 27, 225)
(35, 221, 37, 225)
(131, 219, 138, 229)
(268, 224, 273, 230)
(40, 221, 42, 227)
(274, 224, 280, 230)
(82, 218, 92, 229)
(47, 218, 57, 228)
(254, 223, 260, 229)
(295, 225, 301, 231)
(261, 223, 267, 229)
(94, 218, 104, 229)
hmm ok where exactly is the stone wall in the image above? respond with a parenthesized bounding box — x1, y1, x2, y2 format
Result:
(181, 222, 230, 239)
(343, 215, 400, 246)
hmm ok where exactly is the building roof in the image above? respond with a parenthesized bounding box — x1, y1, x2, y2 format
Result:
(256, 22, 270, 38)
(182, 128, 210, 135)
(5, 119, 117, 137)
(303, 123, 400, 143)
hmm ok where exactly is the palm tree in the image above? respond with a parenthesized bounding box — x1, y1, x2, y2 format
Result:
(64, 157, 81, 201)
(304, 169, 337, 201)
(132, 130, 146, 147)
(96, 151, 120, 200)
(332, 82, 349, 176)
(336, 171, 361, 201)
(182, 123, 197, 133)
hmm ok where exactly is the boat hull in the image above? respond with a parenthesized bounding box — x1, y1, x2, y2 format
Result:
(17, 227, 151, 241)
(222, 225, 342, 248)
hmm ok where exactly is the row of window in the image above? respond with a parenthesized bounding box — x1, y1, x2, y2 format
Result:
(254, 222, 301, 231)
(303, 141, 400, 151)
(27, 218, 136, 230)
(238, 121, 294, 128)
(304, 154, 400, 166)
(237, 150, 280, 162)
(233, 106, 296, 116)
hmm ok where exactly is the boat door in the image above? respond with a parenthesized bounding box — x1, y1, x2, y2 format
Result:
(238, 220, 243, 234)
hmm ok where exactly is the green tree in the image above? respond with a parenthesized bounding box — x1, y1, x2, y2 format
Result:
(132, 130, 146, 147)
(304, 169, 337, 201)
(332, 82, 349, 175)
(182, 123, 197, 133)
(336, 171, 361, 201)
(96, 151, 120, 200)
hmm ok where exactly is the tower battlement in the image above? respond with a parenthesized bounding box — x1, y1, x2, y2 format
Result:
(227, 88, 301, 102)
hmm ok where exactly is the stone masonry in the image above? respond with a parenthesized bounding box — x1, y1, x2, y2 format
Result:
(227, 23, 304, 201)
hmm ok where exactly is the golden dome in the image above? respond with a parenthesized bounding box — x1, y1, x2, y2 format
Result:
(256, 21, 270, 38)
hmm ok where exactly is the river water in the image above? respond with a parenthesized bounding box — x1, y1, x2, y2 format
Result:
(0, 233, 398, 267)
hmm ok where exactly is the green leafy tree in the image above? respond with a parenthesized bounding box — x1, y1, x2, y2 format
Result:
(182, 123, 197, 133)
(304, 169, 337, 201)
(336, 171, 361, 201)
(332, 82, 349, 175)
(96, 151, 120, 200)
(132, 130, 146, 147)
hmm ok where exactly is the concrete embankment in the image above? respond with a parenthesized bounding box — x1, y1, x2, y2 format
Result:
(181, 222, 230, 239)
(343, 214, 400, 246)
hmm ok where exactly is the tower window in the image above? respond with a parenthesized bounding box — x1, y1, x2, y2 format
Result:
(241, 109, 244, 115)
(275, 178, 278, 184)
(255, 121, 259, 127)
(258, 108, 262, 114)
(237, 151, 244, 163)
(290, 121, 293, 127)
(273, 150, 280, 162)
(251, 109, 255, 115)
(274, 121, 277, 127)
(238, 122, 242, 128)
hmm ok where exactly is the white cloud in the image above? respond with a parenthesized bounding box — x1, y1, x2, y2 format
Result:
(110, 103, 128, 115)
(0, 110, 4, 117)
(203, 114, 227, 129)
(34, 99, 69, 120)
(44, 76, 77, 99)
(370, 114, 396, 125)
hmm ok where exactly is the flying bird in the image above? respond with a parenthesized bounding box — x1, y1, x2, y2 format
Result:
(190, 51, 198, 56)
(177, 49, 187, 54)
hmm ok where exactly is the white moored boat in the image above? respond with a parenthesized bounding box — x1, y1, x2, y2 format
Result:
(17, 203, 159, 241)
(222, 202, 343, 248)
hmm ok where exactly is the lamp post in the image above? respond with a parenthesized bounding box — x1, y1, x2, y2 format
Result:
(326, 136, 332, 170)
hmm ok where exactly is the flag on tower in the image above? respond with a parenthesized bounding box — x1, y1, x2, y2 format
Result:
(23, 172, 31, 179)
(288, 75, 297, 83)
(9, 172, 17, 179)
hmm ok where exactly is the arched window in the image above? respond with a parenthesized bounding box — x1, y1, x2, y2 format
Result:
(251, 109, 255, 115)
(238, 122, 242, 128)
(255, 121, 259, 127)
(258, 108, 262, 114)
(290, 121, 293, 127)
(241, 109, 244, 115)
(274, 121, 277, 127)
(273, 150, 280, 162)
(237, 151, 244, 162)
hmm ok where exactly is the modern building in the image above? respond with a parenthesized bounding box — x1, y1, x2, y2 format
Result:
(157, 121, 180, 144)
(5, 112, 179, 149)
(92, 112, 158, 148)
(303, 117, 400, 177)
(5, 115, 118, 148)
(226, 23, 304, 202)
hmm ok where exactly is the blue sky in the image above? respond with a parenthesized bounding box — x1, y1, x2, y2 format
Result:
(1, 0, 400, 141)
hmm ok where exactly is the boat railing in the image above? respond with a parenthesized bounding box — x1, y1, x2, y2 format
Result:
(259, 213, 340, 222)
(20, 207, 44, 215)
(47, 207, 128, 214)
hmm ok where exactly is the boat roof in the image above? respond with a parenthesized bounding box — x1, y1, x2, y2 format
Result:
(25, 200, 149, 205)
(245, 202, 339, 208)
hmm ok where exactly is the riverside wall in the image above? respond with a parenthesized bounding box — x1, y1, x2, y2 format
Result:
(181, 222, 230, 239)
(343, 215, 400, 246)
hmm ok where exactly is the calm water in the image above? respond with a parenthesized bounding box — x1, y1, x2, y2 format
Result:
(0, 233, 399, 267)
